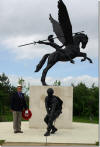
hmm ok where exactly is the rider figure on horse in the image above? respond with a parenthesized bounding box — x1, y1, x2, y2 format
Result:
(37, 35, 75, 64)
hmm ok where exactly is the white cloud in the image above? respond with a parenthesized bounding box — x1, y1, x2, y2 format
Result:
(1, 35, 53, 59)
(81, 38, 98, 58)
(1, 34, 98, 60)
(8, 74, 98, 88)
(61, 75, 98, 87)
(0, 0, 98, 59)
(0, 0, 97, 37)
(8, 74, 55, 87)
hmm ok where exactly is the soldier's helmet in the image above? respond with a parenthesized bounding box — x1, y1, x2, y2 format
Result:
(47, 88, 54, 95)
(48, 35, 54, 43)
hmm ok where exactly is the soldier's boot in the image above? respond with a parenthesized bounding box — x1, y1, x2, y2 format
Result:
(44, 130, 50, 136)
(51, 126, 58, 134)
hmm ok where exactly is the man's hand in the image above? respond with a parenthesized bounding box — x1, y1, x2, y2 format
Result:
(25, 110, 28, 114)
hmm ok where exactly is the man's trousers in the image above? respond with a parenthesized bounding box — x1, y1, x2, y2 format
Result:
(13, 111, 22, 132)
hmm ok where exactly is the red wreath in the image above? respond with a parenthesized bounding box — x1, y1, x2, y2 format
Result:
(22, 109, 32, 120)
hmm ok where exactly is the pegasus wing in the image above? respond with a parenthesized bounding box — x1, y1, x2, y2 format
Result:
(58, 0, 73, 45)
(49, 14, 66, 44)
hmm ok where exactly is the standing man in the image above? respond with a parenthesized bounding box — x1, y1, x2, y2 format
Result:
(44, 88, 63, 136)
(11, 84, 28, 133)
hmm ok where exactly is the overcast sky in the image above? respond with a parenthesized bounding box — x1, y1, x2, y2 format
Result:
(0, 0, 98, 87)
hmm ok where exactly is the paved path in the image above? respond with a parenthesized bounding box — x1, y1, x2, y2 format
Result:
(0, 122, 98, 145)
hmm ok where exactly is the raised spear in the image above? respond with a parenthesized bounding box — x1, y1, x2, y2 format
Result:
(18, 36, 57, 47)
(18, 31, 84, 47)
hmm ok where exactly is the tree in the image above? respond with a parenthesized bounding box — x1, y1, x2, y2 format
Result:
(73, 82, 99, 119)
(53, 80, 61, 86)
(0, 73, 10, 87)
(0, 73, 12, 114)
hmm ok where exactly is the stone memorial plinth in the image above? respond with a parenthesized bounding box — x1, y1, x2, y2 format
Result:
(29, 86, 73, 129)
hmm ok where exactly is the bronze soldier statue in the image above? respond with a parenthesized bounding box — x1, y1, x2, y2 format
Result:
(44, 88, 63, 136)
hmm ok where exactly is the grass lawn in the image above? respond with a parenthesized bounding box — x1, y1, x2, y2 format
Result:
(0, 140, 5, 145)
(0, 113, 28, 122)
(73, 116, 99, 124)
(0, 113, 99, 124)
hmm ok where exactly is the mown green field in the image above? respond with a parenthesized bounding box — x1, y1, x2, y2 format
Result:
(0, 113, 99, 124)
(73, 116, 99, 124)
(0, 140, 5, 145)
(0, 113, 28, 122)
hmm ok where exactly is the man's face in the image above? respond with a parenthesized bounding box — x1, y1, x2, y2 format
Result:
(17, 86, 22, 92)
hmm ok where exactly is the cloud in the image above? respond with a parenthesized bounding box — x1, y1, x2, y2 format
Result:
(8, 74, 54, 87)
(61, 75, 98, 87)
(1, 35, 53, 59)
(8, 74, 98, 88)
(0, 0, 98, 59)
(1, 34, 98, 60)
(81, 38, 98, 58)
(0, 0, 97, 38)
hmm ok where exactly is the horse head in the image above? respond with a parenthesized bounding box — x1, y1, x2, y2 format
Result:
(74, 33, 88, 49)
(80, 33, 88, 49)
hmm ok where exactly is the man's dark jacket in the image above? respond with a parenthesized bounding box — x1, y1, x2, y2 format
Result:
(11, 92, 27, 111)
